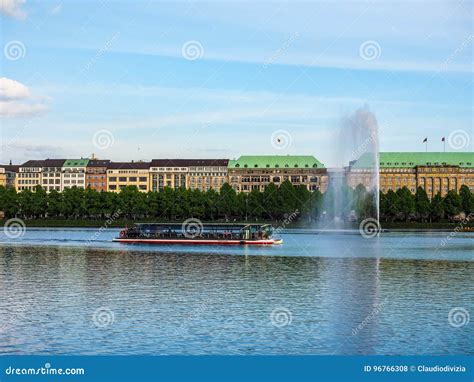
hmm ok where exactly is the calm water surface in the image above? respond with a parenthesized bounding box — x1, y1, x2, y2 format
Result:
(0, 229, 473, 355)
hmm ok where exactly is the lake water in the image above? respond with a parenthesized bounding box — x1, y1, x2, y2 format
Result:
(0, 228, 473, 355)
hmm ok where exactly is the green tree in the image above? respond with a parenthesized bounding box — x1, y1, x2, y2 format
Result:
(47, 189, 63, 218)
(443, 190, 462, 219)
(459, 185, 473, 215)
(415, 187, 430, 222)
(18, 189, 35, 218)
(309, 189, 323, 221)
(278, 180, 297, 218)
(381, 190, 400, 222)
(430, 192, 444, 222)
(248, 189, 264, 221)
(395, 187, 415, 221)
(218, 183, 237, 221)
(84, 188, 102, 219)
(0, 186, 19, 218)
(262, 183, 279, 220)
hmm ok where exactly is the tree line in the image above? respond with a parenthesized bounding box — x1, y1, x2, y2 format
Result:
(0, 181, 472, 223)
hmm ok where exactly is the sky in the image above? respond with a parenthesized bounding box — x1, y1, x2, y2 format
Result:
(1, 0, 472, 166)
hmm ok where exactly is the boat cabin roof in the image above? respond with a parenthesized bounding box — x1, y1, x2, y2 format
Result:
(133, 223, 271, 229)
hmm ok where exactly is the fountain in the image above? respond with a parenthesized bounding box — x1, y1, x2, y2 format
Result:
(320, 106, 380, 229)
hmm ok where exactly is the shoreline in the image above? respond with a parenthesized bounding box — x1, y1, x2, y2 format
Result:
(1, 219, 472, 231)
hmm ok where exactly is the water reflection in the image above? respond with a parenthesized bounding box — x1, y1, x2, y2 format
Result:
(0, 244, 472, 355)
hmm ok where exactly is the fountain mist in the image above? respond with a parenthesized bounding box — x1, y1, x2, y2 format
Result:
(320, 107, 380, 228)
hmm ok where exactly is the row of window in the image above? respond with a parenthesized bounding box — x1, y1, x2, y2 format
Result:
(234, 164, 318, 168)
(235, 176, 319, 183)
(109, 177, 148, 182)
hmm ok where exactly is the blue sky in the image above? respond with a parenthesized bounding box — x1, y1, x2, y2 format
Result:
(1, 0, 472, 166)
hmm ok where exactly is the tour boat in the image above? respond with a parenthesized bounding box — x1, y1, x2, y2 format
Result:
(113, 223, 283, 245)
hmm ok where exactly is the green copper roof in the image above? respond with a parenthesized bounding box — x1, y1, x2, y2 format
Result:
(63, 159, 89, 167)
(228, 155, 325, 169)
(352, 152, 474, 169)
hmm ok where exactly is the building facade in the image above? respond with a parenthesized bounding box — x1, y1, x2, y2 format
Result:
(61, 159, 89, 190)
(149, 160, 188, 191)
(149, 159, 229, 192)
(16, 160, 44, 191)
(2, 165, 18, 188)
(228, 155, 328, 193)
(0, 168, 6, 188)
(347, 152, 474, 197)
(86, 159, 110, 192)
(107, 162, 150, 192)
(41, 159, 66, 192)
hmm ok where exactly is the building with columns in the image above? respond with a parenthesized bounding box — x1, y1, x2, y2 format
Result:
(149, 159, 228, 192)
(228, 155, 328, 193)
(347, 152, 474, 197)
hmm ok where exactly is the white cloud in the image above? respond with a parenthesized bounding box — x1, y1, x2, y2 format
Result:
(0, 0, 26, 19)
(0, 77, 49, 117)
(0, 101, 48, 117)
(0, 77, 31, 99)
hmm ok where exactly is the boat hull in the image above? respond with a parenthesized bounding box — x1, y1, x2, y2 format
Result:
(113, 238, 283, 246)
